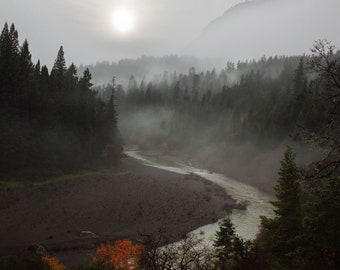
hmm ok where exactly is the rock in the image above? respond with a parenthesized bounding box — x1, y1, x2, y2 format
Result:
(79, 231, 99, 238)
(234, 200, 247, 210)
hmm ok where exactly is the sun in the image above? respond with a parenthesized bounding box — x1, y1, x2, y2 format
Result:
(111, 8, 135, 34)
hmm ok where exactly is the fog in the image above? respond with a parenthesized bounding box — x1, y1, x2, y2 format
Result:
(188, 0, 340, 61)
(1, 0, 336, 193)
(106, 53, 324, 193)
(3, 0, 339, 69)
(118, 107, 174, 150)
(1, 0, 242, 67)
(78, 55, 227, 86)
(1, 0, 339, 266)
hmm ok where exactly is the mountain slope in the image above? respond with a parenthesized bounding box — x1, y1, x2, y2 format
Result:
(186, 0, 340, 61)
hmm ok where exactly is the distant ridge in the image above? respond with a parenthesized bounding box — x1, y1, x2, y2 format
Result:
(202, 1, 256, 35)
(186, 0, 340, 61)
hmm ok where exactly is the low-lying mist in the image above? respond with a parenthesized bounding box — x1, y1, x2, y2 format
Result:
(118, 105, 319, 194)
(99, 52, 329, 194)
(78, 55, 227, 86)
(118, 106, 174, 150)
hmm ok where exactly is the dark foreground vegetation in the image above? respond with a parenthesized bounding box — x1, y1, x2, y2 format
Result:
(0, 23, 121, 181)
(0, 21, 339, 269)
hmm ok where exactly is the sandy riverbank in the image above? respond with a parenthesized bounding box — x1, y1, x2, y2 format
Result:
(0, 156, 238, 266)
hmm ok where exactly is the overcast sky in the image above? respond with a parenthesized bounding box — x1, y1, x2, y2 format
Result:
(1, 0, 244, 67)
(2, 0, 340, 68)
(188, 0, 340, 61)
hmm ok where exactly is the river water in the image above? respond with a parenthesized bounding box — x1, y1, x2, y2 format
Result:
(125, 149, 274, 242)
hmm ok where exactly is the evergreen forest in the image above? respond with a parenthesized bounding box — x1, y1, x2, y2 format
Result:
(0, 23, 121, 179)
(0, 22, 339, 270)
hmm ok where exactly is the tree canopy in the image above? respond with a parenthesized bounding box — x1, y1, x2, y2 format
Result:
(0, 23, 121, 175)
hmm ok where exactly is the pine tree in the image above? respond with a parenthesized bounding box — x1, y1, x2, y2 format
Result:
(128, 75, 137, 92)
(79, 67, 92, 89)
(293, 58, 305, 91)
(172, 81, 180, 106)
(108, 76, 118, 138)
(9, 23, 19, 55)
(19, 40, 33, 70)
(52, 46, 66, 74)
(19, 39, 35, 116)
(214, 217, 236, 262)
(0, 23, 20, 111)
(99, 76, 121, 165)
(261, 146, 302, 268)
(66, 63, 78, 83)
(301, 176, 340, 269)
(51, 46, 66, 90)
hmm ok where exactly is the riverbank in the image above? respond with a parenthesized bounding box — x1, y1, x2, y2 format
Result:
(126, 149, 273, 240)
(0, 156, 237, 267)
(142, 145, 280, 195)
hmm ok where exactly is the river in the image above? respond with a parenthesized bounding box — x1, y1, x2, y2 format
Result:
(125, 148, 274, 242)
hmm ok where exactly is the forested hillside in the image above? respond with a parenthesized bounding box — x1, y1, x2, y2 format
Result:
(77, 56, 226, 86)
(0, 19, 339, 269)
(0, 23, 120, 177)
(95, 54, 313, 144)
(87, 39, 340, 270)
(92, 51, 336, 191)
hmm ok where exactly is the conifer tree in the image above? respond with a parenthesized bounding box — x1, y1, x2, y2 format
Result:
(108, 76, 118, 138)
(214, 217, 236, 262)
(51, 46, 66, 90)
(293, 58, 305, 91)
(0, 23, 20, 111)
(79, 68, 92, 88)
(52, 46, 66, 75)
(19, 40, 33, 71)
(19, 39, 35, 116)
(302, 176, 340, 269)
(9, 23, 19, 55)
(261, 146, 302, 268)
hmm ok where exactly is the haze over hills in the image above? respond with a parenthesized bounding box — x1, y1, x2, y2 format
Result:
(79, 0, 340, 86)
(186, 0, 340, 61)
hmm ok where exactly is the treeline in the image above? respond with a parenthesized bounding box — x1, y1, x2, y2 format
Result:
(4, 41, 339, 269)
(91, 52, 328, 193)
(0, 37, 339, 269)
(78, 55, 226, 85)
(95, 52, 321, 155)
(0, 23, 120, 174)
(226, 58, 340, 268)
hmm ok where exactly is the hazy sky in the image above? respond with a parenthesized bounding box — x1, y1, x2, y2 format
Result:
(1, 0, 243, 67)
(188, 0, 340, 61)
(2, 0, 339, 68)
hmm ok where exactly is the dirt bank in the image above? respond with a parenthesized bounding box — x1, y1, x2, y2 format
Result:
(0, 157, 237, 266)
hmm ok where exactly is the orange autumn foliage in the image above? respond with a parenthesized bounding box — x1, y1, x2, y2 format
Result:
(42, 255, 66, 270)
(95, 239, 144, 270)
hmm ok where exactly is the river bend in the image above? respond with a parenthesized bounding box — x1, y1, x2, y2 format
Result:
(125, 149, 274, 242)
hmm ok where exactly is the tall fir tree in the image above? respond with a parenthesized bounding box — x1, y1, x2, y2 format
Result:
(108, 76, 118, 139)
(214, 217, 236, 262)
(51, 46, 66, 91)
(300, 176, 340, 269)
(0, 23, 20, 112)
(52, 46, 66, 75)
(261, 146, 302, 269)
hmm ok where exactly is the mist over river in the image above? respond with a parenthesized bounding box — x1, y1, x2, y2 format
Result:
(125, 147, 274, 241)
